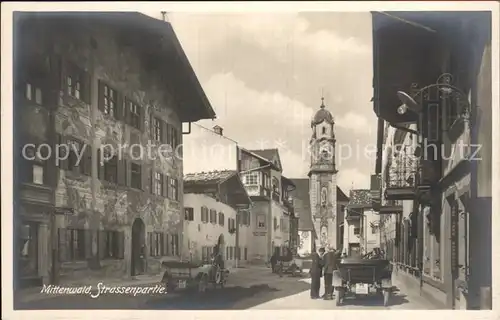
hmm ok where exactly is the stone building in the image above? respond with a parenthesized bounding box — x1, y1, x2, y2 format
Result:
(183, 171, 252, 268)
(371, 12, 492, 309)
(238, 148, 297, 262)
(13, 12, 215, 288)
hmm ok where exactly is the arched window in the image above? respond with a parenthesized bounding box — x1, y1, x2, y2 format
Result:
(322, 127, 326, 134)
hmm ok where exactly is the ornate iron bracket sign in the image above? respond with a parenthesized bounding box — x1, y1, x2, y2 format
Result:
(396, 73, 472, 130)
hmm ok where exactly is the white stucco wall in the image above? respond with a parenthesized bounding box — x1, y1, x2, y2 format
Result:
(183, 193, 250, 268)
(364, 209, 381, 252)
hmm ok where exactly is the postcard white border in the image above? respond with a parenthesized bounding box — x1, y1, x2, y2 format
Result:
(1, 1, 499, 319)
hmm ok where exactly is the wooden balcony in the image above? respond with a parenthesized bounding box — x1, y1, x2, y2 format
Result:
(243, 184, 270, 200)
(385, 164, 416, 201)
(378, 200, 403, 215)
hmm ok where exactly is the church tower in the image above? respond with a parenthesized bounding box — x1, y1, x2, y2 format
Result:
(309, 98, 338, 250)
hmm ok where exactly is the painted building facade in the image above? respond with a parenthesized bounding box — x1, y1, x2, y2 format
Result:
(371, 12, 492, 309)
(13, 12, 215, 289)
(308, 100, 339, 250)
(292, 179, 348, 257)
(183, 171, 252, 268)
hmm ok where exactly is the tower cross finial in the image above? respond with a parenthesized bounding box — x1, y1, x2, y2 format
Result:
(320, 92, 325, 109)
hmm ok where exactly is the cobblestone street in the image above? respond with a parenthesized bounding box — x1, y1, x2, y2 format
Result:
(15, 266, 440, 310)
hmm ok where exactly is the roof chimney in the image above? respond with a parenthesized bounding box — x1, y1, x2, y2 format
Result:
(213, 125, 223, 136)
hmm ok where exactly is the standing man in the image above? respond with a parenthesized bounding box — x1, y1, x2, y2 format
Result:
(322, 246, 337, 300)
(270, 250, 278, 273)
(310, 246, 324, 299)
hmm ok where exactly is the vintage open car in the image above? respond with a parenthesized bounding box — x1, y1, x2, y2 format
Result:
(161, 257, 229, 294)
(332, 256, 393, 306)
(275, 256, 304, 277)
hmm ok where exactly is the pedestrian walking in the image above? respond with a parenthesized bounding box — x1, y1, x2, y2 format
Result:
(309, 246, 324, 299)
(270, 251, 278, 273)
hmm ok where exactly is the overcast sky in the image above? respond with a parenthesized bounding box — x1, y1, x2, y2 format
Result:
(156, 12, 377, 192)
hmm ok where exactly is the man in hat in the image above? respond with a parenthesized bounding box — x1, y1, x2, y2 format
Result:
(309, 245, 324, 299)
(322, 245, 339, 300)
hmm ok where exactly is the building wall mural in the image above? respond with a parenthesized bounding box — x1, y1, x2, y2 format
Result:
(20, 19, 184, 280)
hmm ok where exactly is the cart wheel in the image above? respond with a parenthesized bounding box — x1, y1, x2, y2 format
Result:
(383, 289, 390, 306)
(198, 275, 208, 293)
(334, 288, 343, 306)
(277, 266, 283, 277)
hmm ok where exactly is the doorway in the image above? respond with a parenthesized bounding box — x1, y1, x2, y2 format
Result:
(131, 218, 145, 276)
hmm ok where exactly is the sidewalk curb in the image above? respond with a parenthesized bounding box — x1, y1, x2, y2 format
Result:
(391, 272, 446, 310)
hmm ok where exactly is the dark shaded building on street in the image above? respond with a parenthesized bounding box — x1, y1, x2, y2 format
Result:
(370, 11, 492, 309)
(13, 12, 215, 290)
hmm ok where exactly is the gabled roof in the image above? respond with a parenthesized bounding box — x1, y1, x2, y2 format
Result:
(337, 187, 349, 202)
(184, 170, 236, 185)
(239, 148, 280, 171)
(247, 148, 282, 172)
(16, 12, 216, 122)
(184, 170, 252, 207)
(348, 189, 372, 209)
(281, 176, 296, 190)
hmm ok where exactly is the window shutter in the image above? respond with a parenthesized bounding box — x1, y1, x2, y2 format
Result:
(167, 123, 173, 148)
(97, 80, 105, 112)
(160, 120, 167, 145)
(83, 144, 92, 176)
(173, 234, 179, 256)
(150, 169, 154, 194)
(139, 105, 145, 132)
(117, 159, 127, 186)
(174, 179, 179, 200)
(148, 232, 153, 256)
(117, 232, 124, 259)
(172, 128, 178, 150)
(97, 149, 105, 180)
(116, 93, 124, 121)
(165, 175, 171, 199)
(149, 107, 154, 140)
(84, 229, 92, 259)
(82, 70, 91, 104)
(152, 233, 157, 256)
(162, 174, 168, 197)
(141, 164, 149, 192)
(58, 228, 68, 262)
(58, 134, 69, 170)
(98, 230, 106, 259)
(165, 233, 170, 256)
(51, 54, 64, 93)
